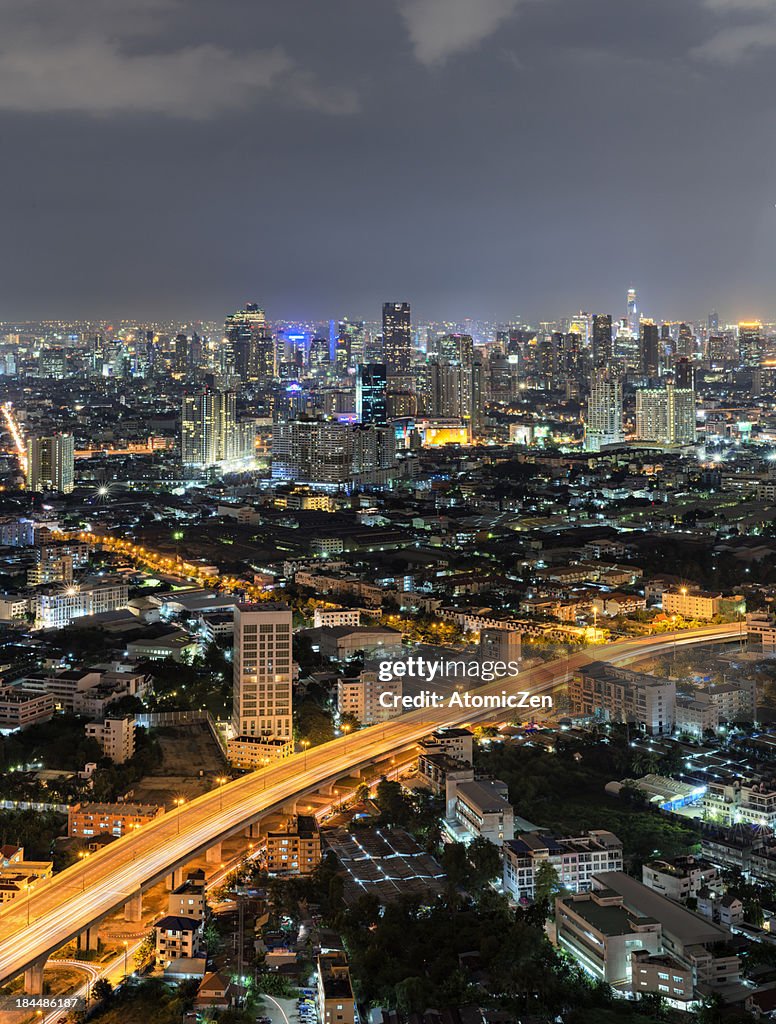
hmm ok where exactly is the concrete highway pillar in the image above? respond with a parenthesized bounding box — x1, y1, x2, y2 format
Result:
(244, 823, 262, 839)
(76, 923, 101, 952)
(165, 867, 185, 891)
(319, 783, 335, 796)
(205, 842, 222, 864)
(280, 800, 297, 816)
(23, 956, 47, 996)
(124, 891, 143, 923)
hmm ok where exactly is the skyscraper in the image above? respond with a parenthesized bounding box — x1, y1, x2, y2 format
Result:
(639, 322, 660, 379)
(674, 357, 695, 391)
(26, 434, 75, 494)
(230, 603, 293, 765)
(224, 303, 275, 383)
(592, 314, 613, 369)
(626, 288, 639, 338)
(635, 384, 696, 445)
(738, 322, 762, 367)
(181, 390, 254, 470)
(356, 363, 388, 425)
(585, 370, 623, 452)
(382, 302, 412, 376)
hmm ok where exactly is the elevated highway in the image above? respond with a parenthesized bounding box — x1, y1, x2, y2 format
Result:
(0, 623, 743, 987)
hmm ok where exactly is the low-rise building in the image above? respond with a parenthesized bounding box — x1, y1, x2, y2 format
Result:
(317, 952, 356, 1024)
(337, 672, 402, 725)
(227, 734, 294, 770)
(570, 662, 675, 735)
(168, 869, 207, 920)
(662, 590, 744, 621)
(0, 686, 54, 729)
(630, 950, 693, 1003)
(503, 830, 623, 901)
(85, 716, 135, 764)
(448, 777, 514, 844)
(67, 801, 163, 838)
(418, 727, 474, 765)
(154, 915, 204, 962)
(642, 856, 719, 903)
(265, 815, 321, 875)
(126, 630, 199, 663)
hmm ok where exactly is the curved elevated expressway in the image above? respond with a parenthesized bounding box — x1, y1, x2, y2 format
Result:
(0, 623, 743, 988)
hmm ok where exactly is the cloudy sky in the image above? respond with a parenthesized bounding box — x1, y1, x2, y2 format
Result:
(2, 0, 776, 324)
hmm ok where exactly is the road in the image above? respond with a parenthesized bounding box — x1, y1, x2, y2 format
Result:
(0, 622, 743, 989)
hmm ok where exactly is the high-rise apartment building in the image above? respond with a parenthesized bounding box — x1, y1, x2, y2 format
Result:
(355, 363, 388, 425)
(635, 385, 696, 445)
(181, 390, 254, 470)
(271, 420, 397, 487)
(26, 434, 75, 494)
(585, 370, 623, 451)
(382, 302, 411, 376)
(229, 603, 293, 767)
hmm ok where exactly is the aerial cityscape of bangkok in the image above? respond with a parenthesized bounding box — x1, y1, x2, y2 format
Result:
(2, 2, 776, 1023)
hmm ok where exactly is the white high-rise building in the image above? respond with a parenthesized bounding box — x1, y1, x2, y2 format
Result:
(635, 385, 696, 445)
(585, 370, 624, 451)
(26, 434, 75, 494)
(181, 390, 254, 470)
(229, 603, 293, 768)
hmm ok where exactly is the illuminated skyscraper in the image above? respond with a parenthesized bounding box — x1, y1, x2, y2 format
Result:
(224, 303, 275, 382)
(626, 287, 639, 339)
(382, 302, 412, 376)
(738, 322, 762, 367)
(592, 314, 613, 369)
(639, 322, 660, 378)
(635, 384, 696, 445)
(585, 370, 623, 451)
(356, 363, 388, 425)
(181, 390, 254, 470)
(26, 434, 75, 494)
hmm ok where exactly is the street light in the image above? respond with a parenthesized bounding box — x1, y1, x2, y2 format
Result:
(301, 738, 310, 769)
(174, 797, 186, 834)
(123, 940, 128, 980)
(216, 776, 228, 811)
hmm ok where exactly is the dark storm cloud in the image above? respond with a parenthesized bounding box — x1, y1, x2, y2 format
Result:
(1, 0, 776, 323)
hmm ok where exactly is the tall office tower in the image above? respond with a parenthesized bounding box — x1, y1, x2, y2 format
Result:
(676, 323, 694, 359)
(639, 322, 660, 378)
(708, 310, 719, 335)
(470, 356, 484, 437)
(435, 333, 474, 365)
(26, 434, 75, 494)
(181, 389, 253, 470)
(382, 302, 412, 376)
(626, 288, 639, 338)
(356, 363, 388, 425)
(674, 357, 695, 391)
(174, 333, 189, 373)
(428, 358, 472, 422)
(739, 321, 763, 367)
(337, 319, 365, 369)
(309, 337, 330, 369)
(585, 370, 623, 451)
(231, 603, 293, 745)
(224, 303, 275, 383)
(707, 335, 725, 368)
(592, 314, 613, 369)
(489, 350, 519, 404)
(635, 385, 696, 445)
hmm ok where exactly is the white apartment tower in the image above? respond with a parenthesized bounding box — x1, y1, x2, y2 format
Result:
(232, 603, 293, 743)
(585, 370, 624, 451)
(26, 434, 75, 494)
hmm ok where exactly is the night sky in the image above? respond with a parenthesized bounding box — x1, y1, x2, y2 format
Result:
(2, 0, 776, 324)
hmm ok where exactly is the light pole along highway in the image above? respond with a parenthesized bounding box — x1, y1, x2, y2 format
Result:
(0, 623, 743, 992)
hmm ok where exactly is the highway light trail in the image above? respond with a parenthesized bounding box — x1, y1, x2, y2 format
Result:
(2, 402, 27, 474)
